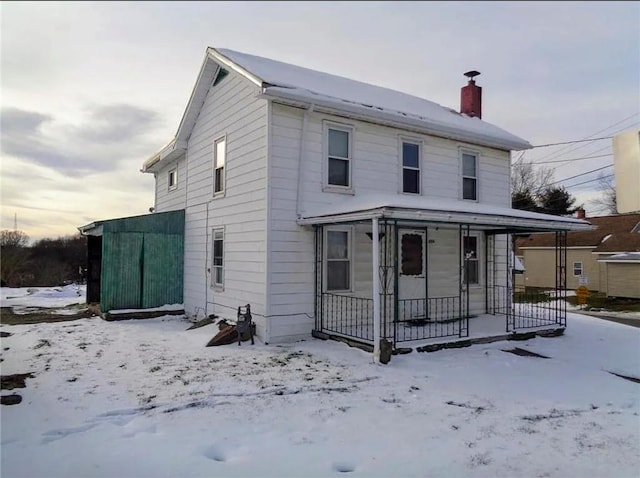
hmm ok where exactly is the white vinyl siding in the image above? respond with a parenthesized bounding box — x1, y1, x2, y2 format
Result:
(267, 103, 510, 341)
(155, 156, 186, 213)
(182, 67, 268, 339)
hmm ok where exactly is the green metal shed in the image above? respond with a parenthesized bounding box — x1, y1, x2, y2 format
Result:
(78, 210, 184, 312)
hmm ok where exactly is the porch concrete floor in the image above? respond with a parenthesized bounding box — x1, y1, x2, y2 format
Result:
(317, 313, 564, 353)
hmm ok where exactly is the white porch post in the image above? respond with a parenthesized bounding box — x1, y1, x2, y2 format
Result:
(372, 216, 381, 363)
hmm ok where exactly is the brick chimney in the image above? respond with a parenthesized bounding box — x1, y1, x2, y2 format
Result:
(576, 208, 586, 219)
(461, 70, 482, 119)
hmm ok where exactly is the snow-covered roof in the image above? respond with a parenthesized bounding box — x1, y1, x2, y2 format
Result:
(214, 48, 531, 152)
(598, 252, 640, 263)
(298, 194, 592, 232)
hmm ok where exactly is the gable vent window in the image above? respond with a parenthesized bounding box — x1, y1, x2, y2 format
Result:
(214, 136, 226, 195)
(402, 142, 420, 194)
(213, 68, 229, 86)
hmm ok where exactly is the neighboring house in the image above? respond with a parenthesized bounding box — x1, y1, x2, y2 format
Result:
(613, 129, 640, 214)
(98, 47, 591, 351)
(597, 253, 640, 299)
(516, 212, 640, 295)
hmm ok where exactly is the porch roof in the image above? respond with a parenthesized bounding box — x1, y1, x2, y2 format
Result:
(298, 194, 593, 233)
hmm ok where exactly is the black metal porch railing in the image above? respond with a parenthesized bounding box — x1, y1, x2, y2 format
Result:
(490, 285, 566, 331)
(319, 293, 374, 341)
(318, 293, 468, 344)
(395, 297, 465, 342)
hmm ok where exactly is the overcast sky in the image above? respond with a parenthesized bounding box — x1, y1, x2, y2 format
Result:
(2, 1, 639, 241)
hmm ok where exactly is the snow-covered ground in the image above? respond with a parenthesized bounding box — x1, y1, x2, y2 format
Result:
(1, 288, 639, 477)
(1, 284, 86, 315)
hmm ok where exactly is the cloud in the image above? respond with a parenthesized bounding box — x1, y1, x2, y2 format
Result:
(1, 104, 162, 176)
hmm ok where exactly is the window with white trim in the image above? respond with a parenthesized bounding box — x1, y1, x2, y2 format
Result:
(212, 228, 224, 287)
(213, 137, 226, 195)
(573, 261, 583, 277)
(168, 168, 177, 191)
(402, 141, 420, 194)
(462, 152, 478, 200)
(463, 235, 479, 285)
(326, 228, 351, 291)
(327, 127, 351, 188)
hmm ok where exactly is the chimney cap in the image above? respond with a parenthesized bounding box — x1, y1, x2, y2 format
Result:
(464, 70, 481, 80)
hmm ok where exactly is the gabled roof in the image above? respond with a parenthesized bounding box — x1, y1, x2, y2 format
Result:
(143, 48, 532, 172)
(517, 213, 640, 250)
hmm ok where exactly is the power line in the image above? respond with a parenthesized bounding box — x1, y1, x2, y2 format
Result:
(547, 164, 613, 188)
(533, 153, 612, 165)
(564, 173, 614, 190)
(532, 112, 639, 163)
(531, 136, 612, 148)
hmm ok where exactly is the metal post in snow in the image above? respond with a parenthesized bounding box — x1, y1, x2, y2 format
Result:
(372, 216, 381, 363)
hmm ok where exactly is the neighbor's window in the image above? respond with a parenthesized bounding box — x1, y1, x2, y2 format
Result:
(573, 261, 583, 277)
(402, 142, 420, 194)
(168, 168, 177, 191)
(326, 229, 351, 291)
(214, 137, 226, 195)
(212, 229, 224, 287)
(462, 152, 478, 200)
(327, 127, 351, 188)
(463, 236, 479, 284)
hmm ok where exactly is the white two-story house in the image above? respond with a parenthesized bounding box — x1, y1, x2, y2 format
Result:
(142, 48, 590, 353)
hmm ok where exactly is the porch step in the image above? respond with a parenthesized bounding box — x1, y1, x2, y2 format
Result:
(416, 327, 565, 353)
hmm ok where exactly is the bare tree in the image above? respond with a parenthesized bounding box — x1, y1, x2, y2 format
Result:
(0, 230, 31, 286)
(592, 173, 617, 215)
(511, 158, 554, 211)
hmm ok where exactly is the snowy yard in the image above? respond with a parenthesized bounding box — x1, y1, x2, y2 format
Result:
(1, 287, 639, 477)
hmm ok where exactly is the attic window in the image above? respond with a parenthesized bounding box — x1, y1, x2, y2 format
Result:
(213, 68, 229, 86)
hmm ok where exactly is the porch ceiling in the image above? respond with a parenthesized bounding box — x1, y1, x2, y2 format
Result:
(298, 194, 593, 233)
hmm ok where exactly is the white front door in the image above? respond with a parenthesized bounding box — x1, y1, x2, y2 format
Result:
(398, 229, 427, 320)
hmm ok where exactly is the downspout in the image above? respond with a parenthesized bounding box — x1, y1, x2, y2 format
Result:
(296, 104, 314, 219)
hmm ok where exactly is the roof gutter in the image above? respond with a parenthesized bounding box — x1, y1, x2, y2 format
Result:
(259, 88, 532, 152)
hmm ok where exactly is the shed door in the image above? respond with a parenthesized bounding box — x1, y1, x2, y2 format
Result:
(398, 229, 427, 319)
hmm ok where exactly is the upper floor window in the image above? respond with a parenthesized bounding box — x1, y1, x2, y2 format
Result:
(402, 141, 420, 194)
(327, 126, 351, 189)
(463, 235, 479, 285)
(462, 152, 478, 201)
(214, 136, 226, 195)
(168, 168, 177, 191)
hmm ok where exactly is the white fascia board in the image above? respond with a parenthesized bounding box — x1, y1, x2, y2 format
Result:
(520, 246, 596, 250)
(260, 90, 531, 152)
(77, 223, 103, 236)
(593, 251, 640, 255)
(207, 48, 264, 87)
(598, 259, 640, 263)
(299, 207, 591, 231)
(141, 139, 187, 173)
(297, 209, 384, 225)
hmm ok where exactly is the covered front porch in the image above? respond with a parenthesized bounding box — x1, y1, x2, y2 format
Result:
(299, 196, 591, 359)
